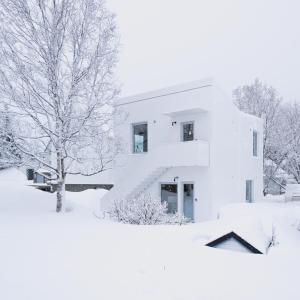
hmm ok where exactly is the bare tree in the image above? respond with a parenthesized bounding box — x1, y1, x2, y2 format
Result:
(233, 79, 285, 194)
(0, 0, 119, 212)
(0, 104, 22, 169)
(281, 102, 300, 183)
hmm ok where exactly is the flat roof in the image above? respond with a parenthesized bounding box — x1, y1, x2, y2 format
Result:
(116, 78, 213, 107)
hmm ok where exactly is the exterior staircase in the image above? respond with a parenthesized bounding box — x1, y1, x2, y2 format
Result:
(98, 165, 171, 214)
(126, 167, 171, 200)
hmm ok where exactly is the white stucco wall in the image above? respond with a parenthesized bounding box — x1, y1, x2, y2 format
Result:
(107, 79, 263, 222)
(207, 86, 263, 218)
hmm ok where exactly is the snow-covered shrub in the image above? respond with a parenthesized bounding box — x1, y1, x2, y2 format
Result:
(110, 193, 189, 225)
(110, 193, 167, 225)
(163, 212, 190, 225)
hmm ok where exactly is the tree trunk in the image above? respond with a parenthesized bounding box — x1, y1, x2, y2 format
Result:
(56, 178, 65, 212)
(56, 147, 66, 212)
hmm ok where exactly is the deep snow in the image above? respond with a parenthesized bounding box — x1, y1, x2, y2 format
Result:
(0, 168, 300, 300)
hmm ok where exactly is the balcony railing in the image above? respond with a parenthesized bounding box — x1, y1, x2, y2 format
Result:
(128, 140, 209, 168)
(154, 140, 209, 167)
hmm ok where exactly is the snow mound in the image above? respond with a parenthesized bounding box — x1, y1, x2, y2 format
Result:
(0, 170, 54, 213)
(67, 189, 107, 212)
(0, 167, 27, 182)
(0, 167, 107, 214)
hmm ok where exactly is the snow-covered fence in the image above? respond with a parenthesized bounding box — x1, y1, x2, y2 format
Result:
(285, 184, 300, 202)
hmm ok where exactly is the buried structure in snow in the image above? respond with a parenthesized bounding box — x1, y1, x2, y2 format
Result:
(206, 231, 263, 254)
(205, 218, 272, 254)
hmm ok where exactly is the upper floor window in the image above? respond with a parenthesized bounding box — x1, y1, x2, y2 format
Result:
(182, 122, 194, 142)
(253, 130, 258, 157)
(132, 123, 148, 153)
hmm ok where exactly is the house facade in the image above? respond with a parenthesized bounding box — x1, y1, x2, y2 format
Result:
(98, 79, 263, 222)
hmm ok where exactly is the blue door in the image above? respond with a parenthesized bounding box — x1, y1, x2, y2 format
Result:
(183, 184, 194, 221)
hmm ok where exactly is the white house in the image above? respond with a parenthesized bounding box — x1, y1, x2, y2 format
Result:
(98, 79, 263, 222)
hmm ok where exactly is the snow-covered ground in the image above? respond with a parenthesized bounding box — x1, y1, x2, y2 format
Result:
(0, 168, 300, 300)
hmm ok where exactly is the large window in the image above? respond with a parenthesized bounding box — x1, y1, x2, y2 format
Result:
(182, 122, 194, 142)
(246, 180, 253, 203)
(161, 184, 178, 214)
(253, 130, 258, 157)
(132, 123, 148, 153)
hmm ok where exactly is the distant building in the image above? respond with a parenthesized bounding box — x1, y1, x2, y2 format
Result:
(26, 168, 113, 193)
(264, 176, 286, 195)
(285, 184, 300, 202)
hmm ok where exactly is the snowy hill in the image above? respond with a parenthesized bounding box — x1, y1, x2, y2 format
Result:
(0, 169, 300, 300)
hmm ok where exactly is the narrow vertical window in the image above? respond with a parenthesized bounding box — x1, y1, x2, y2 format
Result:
(246, 180, 253, 203)
(182, 122, 194, 142)
(253, 130, 258, 157)
(133, 123, 148, 153)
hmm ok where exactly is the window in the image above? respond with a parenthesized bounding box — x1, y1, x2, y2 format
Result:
(26, 168, 34, 180)
(35, 173, 45, 184)
(182, 122, 194, 142)
(246, 180, 253, 203)
(253, 130, 258, 157)
(132, 123, 148, 153)
(161, 184, 178, 214)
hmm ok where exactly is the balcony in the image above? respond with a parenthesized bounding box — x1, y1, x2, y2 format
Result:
(152, 140, 209, 167)
(121, 140, 210, 182)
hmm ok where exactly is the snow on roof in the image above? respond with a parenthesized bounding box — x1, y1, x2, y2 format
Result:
(206, 231, 263, 254)
(116, 78, 214, 106)
(35, 168, 52, 174)
(206, 217, 271, 254)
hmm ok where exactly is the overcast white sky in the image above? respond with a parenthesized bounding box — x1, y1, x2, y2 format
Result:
(108, 0, 300, 102)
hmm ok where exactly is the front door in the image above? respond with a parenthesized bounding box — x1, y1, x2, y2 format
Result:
(183, 184, 194, 221)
